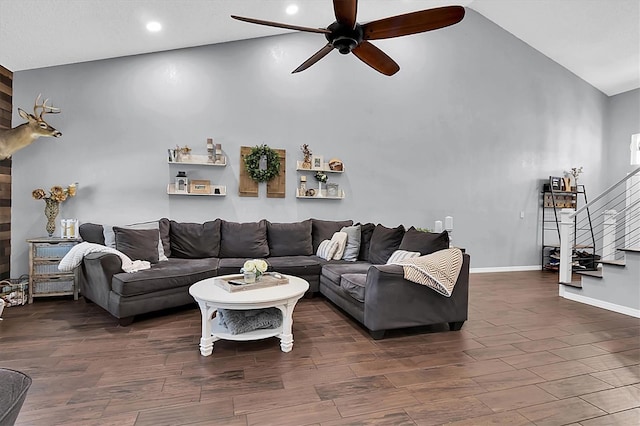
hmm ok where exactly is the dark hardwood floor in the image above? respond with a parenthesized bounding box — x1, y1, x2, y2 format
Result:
(1, 271, 639, 425)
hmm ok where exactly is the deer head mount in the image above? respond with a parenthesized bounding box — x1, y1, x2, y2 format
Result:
(0, 94, 62, 160)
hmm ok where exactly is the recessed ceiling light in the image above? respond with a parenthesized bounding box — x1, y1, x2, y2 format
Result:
(286, 4, 299, 15)
(146, 21, 162, 32)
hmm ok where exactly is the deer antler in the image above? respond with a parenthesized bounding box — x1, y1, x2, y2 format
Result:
(33, 93, 60, 120)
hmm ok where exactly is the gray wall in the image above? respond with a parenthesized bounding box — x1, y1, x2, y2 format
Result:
(11, 9, 610, 275)
(605, 88, 640, 182)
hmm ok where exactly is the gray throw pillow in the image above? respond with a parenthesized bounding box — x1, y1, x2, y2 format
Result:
(368, 224, 406, 264)
(220, 220, 270, 258)
(113, 227, 160, 263)
(399, 227, 450, 255)
(340, 224, 361, 261)
(311, 218, 354, 253)
(159, 218, 171, 258)
(267, 220, 312, 256)
(357, 223, 375, 261)
(78, 223, 105, 245)
(169, 219, 221, 258)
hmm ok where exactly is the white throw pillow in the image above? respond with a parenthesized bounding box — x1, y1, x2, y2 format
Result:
(317, 239, 339, 261)
(386, 249, 421, 264)
(331, 231, 348, 260)
(104, 220, 168, 262)
(340, 225, 361, 262)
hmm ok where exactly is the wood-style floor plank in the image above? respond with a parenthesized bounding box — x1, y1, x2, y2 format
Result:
(1, 270, 638, 425)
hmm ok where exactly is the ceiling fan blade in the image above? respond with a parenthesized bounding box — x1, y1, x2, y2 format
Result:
(362, 6, 465, 40)
(292, 43, 335, 74)
(333, 0, 358, 28)
(352, 41, 399, 76)
(231, 15, 331, 34)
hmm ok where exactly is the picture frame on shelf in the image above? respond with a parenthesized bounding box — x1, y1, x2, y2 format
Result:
(312, 155, 324, 170)
(190, 180, 211, 194)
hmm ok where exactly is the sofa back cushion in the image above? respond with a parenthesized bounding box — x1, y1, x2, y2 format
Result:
(113, 227, 160, 263)
(79, 223, 105, 245)
(311, 219, 353, 253)
(357, 222, 375, 261)
(170, 219, 221, 258)
(267, 220, 312, 256)
(368, 224, 406, 264)
(220, 220, 270, 258)
(399, 227, 449, 255)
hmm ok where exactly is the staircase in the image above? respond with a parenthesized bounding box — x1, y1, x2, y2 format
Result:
(558, 167, 640, 318)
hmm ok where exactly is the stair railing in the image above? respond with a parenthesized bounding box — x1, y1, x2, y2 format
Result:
(559, 166, 640, 284)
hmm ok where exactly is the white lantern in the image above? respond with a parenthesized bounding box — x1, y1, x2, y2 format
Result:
(175, 171, 189, 193)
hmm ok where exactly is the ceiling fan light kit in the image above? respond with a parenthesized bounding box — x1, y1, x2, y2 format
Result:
(231, 0, 465, 76)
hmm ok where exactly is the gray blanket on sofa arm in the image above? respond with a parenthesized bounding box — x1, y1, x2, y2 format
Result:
(217, 308, 283, 335)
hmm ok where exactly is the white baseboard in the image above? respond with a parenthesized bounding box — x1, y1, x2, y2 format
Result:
(470, 265, 541, 273)
(559, 285, 640, 318)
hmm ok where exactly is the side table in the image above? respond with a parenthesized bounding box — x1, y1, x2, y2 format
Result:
(27, 237, 81, 303)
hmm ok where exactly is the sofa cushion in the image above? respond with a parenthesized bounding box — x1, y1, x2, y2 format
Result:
(159, 218, 171, 258)
(105, 221, 169, 262)
(357, 223, 375, 261)
(340, 225, 361, 261)
(340, 273, 367, 302)
(321, 262, 371, 284)
(368, 224, 405, 264)
(113, 227, 160, 263)
(267, 220, 312, 256)
(330, 232, 348, 260)
(220, 220, 270, 258)
(266, 256, 322, 278)
(79, 223, 105, 245)
(386, 249, 421, 264)
(111, 258, 219, 296)
(312, 219, 354, 253)
(399, 227, 449, 255)
(218, 258, 254, 276)
(170, 220, 221, 258)
(317, 240, 339, 261)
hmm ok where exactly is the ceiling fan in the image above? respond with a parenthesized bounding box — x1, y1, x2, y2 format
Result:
(231, 0, 465, 76)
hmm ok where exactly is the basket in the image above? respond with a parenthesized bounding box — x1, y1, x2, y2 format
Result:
(0, 276, 29, 307)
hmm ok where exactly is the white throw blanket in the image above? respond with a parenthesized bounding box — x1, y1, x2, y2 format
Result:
(391, 248, 463, 297)
(58, 242, 151, 273)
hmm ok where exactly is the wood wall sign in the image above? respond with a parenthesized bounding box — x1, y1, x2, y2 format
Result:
(239, 146, 286, 198)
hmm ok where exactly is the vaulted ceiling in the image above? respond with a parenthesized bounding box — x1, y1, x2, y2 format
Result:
(0, 0, 638, 96)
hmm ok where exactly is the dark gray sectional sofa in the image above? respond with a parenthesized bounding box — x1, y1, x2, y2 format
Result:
(77, 218, 470, 339)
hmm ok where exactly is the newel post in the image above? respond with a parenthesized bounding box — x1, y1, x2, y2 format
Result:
(559, 208, 574, 284)
(602, 210, 617, 261)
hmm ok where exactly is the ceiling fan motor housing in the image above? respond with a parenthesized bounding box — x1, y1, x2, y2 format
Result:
(326, 22, 364, 54)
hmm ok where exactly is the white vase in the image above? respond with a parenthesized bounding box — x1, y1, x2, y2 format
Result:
(317, 181, 324, 197)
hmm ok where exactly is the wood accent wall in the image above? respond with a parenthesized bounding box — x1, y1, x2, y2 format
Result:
(0, 65, 12, 279)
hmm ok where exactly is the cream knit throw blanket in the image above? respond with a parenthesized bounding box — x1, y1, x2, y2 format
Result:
(58, 242, 151, 273)
(392, 248, 463, 297)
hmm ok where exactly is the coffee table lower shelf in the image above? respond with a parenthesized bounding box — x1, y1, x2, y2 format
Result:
(210, 321, 281, 342)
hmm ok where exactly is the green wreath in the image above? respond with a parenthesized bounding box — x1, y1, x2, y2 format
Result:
(244, 144, 281, 182)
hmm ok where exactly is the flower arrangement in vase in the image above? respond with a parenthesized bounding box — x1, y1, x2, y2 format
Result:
(241, 259, 268, 283)
(314, 171, 328, 197)
(32, 183, 77, 237)
(300, 144, 312, 169)
(564, 166, 583, 191)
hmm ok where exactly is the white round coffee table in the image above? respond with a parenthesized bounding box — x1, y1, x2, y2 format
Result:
(189, 274, 309, 356)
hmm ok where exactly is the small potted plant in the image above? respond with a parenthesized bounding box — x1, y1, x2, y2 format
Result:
(241, 259, 268, 283)
(300, 144, 312, 169)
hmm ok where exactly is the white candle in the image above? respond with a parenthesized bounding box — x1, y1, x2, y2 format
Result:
(445, 216, 453, 230)
(434, 221, 443, 233)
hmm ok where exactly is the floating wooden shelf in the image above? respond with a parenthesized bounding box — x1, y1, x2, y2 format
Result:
(296, 161, 344, 173)
(167, 184, 226, 196)
(296, 189, 345, 200)
(169, 154, 227, 166)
